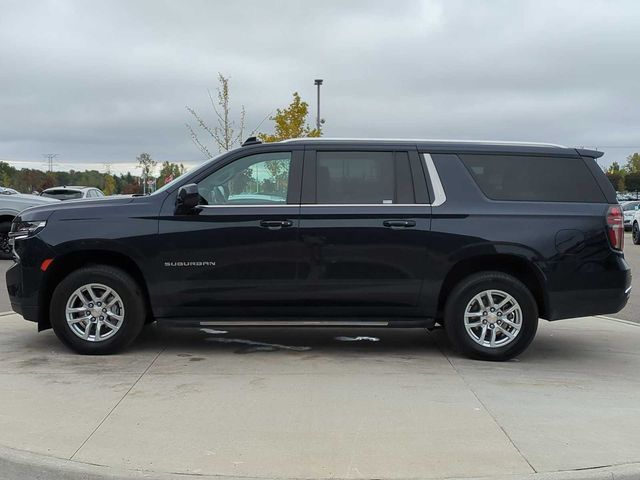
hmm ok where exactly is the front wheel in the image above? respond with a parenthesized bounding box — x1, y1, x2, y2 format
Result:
(633, 222, 640, 245)
(50, 265, 146, 354)
(444, 272, 538, 361)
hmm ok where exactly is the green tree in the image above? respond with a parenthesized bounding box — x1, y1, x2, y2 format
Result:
(607, 162, 621, 174)
(625, 153, 640, 174)
(625, 173, 640, 192)
(259, 92, 321, 142)
(157, 161, 186, 188)
(103, 174, 117, 195)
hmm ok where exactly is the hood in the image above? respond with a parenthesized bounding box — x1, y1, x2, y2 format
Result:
(18, 196, 135, 221)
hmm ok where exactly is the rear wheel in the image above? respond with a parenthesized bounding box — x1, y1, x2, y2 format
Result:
(444, 271, 538, 361)
(633, 222, 640, 245)
(50, 265, 146, 354)
(0, 221, 13, 259)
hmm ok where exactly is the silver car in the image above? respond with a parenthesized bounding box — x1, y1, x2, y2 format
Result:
(0, 187, 60, 258)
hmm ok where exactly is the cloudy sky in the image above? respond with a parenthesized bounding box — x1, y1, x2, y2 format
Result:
(1, 0, 640, 174)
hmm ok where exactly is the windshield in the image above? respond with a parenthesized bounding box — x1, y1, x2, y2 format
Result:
(151, 153, 225, 196)
(623, 202, 640, 211)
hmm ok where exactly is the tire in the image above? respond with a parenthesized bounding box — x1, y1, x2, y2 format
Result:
(50, 265, 146, 354)
(0, 221, 13, 260)
(444, 271, 538, 361)
(633, 222, 640, 245)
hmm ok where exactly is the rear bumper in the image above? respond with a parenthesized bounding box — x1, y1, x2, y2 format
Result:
(544, 255, 632, 320)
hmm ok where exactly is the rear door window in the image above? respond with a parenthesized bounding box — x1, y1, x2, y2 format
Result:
(315, 151, 414, 204)
(459, 154, 606, 203)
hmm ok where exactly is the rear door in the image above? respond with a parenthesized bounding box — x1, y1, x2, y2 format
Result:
(296, 145, 432, 316)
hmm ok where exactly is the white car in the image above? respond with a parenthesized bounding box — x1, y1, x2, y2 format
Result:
(622, 201, 640, 231)
(40, 185, 105, 200)
(630, 207, 640, 244)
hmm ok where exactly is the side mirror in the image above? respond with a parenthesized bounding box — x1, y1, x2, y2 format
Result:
(175, 183, 199, 214)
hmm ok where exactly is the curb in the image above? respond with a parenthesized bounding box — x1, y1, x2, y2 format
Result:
(1, 445, 640, 480)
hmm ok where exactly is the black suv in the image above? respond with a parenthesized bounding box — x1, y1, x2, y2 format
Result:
(6, 139, 631, 360)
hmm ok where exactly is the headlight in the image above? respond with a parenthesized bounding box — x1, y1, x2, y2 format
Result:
(8, 220, 47, 243)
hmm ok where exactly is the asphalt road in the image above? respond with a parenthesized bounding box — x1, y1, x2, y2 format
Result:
(0, 234, 637, 322)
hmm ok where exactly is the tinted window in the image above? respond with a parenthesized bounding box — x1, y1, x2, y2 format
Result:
(41, 190, 83, 200)
(197, 152, 291, 205)
(460, 155, 606, 203)
(316, 151, 397, 204)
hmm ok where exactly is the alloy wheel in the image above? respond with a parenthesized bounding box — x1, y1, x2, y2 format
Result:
(65, 283, 125, 342)
(463, 289, 523, 348)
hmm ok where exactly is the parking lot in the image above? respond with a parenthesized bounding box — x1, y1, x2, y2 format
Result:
(0, 235, 638, 480)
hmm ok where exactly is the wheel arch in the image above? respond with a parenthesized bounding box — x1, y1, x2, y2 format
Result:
(437, 254, 548, 320)
(38, 249, 151, 330)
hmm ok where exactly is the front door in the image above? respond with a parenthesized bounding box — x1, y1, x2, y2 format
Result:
(155, 149, 303, 319)
(296, 147, 432, 317)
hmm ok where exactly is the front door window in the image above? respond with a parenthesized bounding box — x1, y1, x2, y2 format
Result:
(197, 152, 292, 205)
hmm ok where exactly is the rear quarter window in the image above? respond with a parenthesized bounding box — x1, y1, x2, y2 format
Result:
(459, 154, 606, 203)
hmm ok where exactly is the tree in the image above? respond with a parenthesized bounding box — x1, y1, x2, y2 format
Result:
(103, 174, 117, 195)
(607, 162, 621, 174)
(258, 92, 321, 142)
(157, 161, 186, 188)
(136, 153, 157, 194)
(186, 73, 246, 157)
(625, 153, 640, 174)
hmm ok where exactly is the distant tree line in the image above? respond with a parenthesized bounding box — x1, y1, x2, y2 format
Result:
(0, 158, 186, 195)
(606, 153, 640, 192)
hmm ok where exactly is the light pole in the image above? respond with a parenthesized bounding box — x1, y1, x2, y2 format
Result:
(314, 79, 323, 132)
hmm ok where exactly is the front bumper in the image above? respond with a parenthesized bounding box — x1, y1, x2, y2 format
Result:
(6, 260, 39, 323)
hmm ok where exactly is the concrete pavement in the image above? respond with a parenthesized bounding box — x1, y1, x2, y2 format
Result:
(1, 312, 640, 479)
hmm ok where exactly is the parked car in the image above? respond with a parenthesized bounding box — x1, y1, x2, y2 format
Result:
(622, 201, 640, 231)
(0, 188, 59, 259)
(631, 210, 640, 244)
(40, 186, 105, 200)
(7, 138, 631, 360)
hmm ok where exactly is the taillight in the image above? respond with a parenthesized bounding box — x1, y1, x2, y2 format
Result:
(606, 205, 624, 251)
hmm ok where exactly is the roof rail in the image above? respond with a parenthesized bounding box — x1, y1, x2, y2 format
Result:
(278, 137, 567, 148)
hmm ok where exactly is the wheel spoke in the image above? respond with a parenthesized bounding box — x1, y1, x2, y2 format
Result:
(102, 318, 119, 330)
(99, 288, 113, 302)
(478, 325, 488, 343)
(490, 327, 497, 347)
(86, 286, 100, 303)
(106, 311, 123, 321)
(497, 325, 514, 339)
(94, 322, 101, 341)
(69, 315, 92, 324)
(501, 317, 519, 328)
(67, 307, 89, 313)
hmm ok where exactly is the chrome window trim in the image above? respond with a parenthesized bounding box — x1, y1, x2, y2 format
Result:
(196, 203, 432, 209)
(195, 155, 447, 208)
(422, 153, 446, 207)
